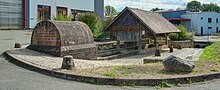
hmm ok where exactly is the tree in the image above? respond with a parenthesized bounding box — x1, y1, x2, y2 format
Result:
(201, 3, 220, 12)
(186, 0, 201, 12)
(150, 7, 164, 12)
(77, 12, 102, 37)
(105, 5, 118, 16)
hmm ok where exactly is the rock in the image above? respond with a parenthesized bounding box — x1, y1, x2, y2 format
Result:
(14, 43, 21, 48)
(163, 55, 195, 72)
(169, 46, 173, 52)
(61, 56, 75, 70)
(155, 48, 161, 56)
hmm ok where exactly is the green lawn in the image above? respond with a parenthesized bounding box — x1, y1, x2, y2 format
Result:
(200, 42, 220, 61)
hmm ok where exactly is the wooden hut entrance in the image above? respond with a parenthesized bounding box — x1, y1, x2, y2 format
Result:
(106, 7, 180, 51)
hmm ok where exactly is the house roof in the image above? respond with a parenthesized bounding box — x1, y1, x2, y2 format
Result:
(157, 10, 187, 13)
(167, 18, 190, 21)
(128, 7, 181, 34)
(106, 7, 180, 34)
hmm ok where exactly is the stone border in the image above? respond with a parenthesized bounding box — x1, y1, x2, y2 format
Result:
(3, 50, 220, 86)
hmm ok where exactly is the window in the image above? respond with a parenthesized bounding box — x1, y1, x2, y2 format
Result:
(216, 27, 219, 33)
(57, 7, 68, 16)
(208, 27, 212, 29)
(217, 18, 219, 23)
(208, 18, 212, 23)
(38, 5, 51, 21)
(201, 17, 203, 20)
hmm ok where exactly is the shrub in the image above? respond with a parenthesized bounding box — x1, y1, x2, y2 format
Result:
(77, 12, 101, 35)
(53, 14, 72, 21)
(169, 25, 194, 41)
(169, 33, 179, 41)
(78, 13, 115, 41)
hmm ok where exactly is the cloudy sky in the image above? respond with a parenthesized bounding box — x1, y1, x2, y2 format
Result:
(104, 0, 220, 11)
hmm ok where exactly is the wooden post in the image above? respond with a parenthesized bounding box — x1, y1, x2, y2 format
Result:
(154, 37, 158, 47)
(165, 34, 169, 46)
(117, 40, 120, 50)
(137, 30, 142, 50)
(116, 32, 120, 51)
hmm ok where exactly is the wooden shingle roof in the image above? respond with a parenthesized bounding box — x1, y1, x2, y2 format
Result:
(106, 7, 181, 34)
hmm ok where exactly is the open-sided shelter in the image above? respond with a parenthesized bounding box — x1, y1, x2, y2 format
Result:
(105, 7, 181, 50)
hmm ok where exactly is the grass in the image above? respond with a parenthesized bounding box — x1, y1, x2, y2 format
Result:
(103, 72, 117, 77)
(210, 68, 219, 72)
(155, 82, 174, 89)
(200, 42, 220, 61)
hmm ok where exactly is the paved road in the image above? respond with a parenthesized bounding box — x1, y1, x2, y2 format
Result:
(0, 30, 220, 90)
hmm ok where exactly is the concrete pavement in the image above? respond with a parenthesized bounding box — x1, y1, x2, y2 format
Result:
(1, 30, 220, 90)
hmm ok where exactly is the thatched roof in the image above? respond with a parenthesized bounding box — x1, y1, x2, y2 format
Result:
(106, 7, 180, 34)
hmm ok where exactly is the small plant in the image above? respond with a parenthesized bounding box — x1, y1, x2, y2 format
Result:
(122, 71, 130, 76)
(113, 66, 126, 70)
(187, 79, 192, 84)
(155, 82, 174, 89)
(210, 68, 219, 72)
(192, 68, 200, 73)
(129, 81, 137, 86)
(103, 72, 117, 77)
(89, 79, 96, 84)
(53, 14, 72, 21)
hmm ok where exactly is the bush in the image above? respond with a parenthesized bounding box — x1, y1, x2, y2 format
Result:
(169, 25, 194, 41)
(77, 13, 100, 35)
(53, 14, 72, 21)
(169, 33, 179, 41)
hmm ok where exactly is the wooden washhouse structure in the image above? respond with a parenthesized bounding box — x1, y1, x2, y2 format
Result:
(105, 7, 181, 50)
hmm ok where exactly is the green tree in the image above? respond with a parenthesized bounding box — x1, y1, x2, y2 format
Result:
(150, 7, 164, 12)
(201, 3, 220, 12)
(77, 12, 102, 37)
(186, 0, 201, 12)
(105, 5, 118, 16)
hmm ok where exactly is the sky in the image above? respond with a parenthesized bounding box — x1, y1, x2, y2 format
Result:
(104, 0, 220, 12)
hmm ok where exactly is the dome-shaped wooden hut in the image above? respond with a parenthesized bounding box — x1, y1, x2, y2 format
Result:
(27, 21, 97, 60)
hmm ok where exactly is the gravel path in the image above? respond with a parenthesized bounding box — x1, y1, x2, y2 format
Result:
(128, 48, 204, 61)
(8, 48, 143, 69)
(8, 47, 203, 70)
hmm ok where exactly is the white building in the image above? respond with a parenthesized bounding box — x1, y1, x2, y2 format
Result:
(181, 12, 220, 35)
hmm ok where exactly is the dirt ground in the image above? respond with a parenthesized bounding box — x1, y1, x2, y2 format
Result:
(63, 60, 220, 79)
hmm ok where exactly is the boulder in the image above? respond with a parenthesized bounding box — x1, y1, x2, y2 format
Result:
(163, 55, 195, 72)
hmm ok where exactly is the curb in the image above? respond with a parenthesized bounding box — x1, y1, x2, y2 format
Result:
(3, 50, 220, 86)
